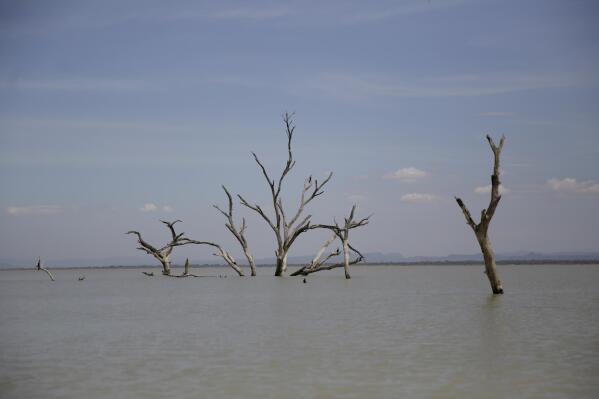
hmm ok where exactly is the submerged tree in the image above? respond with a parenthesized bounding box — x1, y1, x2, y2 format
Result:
(127, 219, 246, 277)
(238, 113, 333, 276)
(455, 135, 506, 294)
(126, 220, 190, 276)
(36, 257, 55, 281)
(214, 186, 256, 276)
(292, 205, 370, 278)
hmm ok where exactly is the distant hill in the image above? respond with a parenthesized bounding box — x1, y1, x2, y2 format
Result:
(1, 251, 598, 268)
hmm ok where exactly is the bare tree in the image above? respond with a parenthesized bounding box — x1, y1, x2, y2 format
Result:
(127, 220, 246, 276)
(126, 219, 191, 276)
(214, 186, 256, 276)
(455, 135, 506, 294)
(180, 239, 246, 276)
(36, 257, 55, 281)
(296, 205, 370, 279)
(238, 113, 333, 276)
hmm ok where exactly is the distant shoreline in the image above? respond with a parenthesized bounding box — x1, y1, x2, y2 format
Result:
(2, 259, 598, 271)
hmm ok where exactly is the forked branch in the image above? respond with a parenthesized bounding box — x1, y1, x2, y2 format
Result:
(214, 185, 256, 275)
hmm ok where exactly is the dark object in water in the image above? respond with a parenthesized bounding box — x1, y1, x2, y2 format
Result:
(142, 271, 154, 277)
(78, 276, 85, 281)
(303, 278, 307, 284)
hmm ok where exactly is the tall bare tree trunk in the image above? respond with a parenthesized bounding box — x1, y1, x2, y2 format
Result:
(478, 235, 502, 294)
(342, 240, 351, 279)
(183, 258, 190, 276)
(275, 253, 287, 277)
(160, 258, 171, 275)
(455, 135, 506, 295)
(244, 251, 256, 277)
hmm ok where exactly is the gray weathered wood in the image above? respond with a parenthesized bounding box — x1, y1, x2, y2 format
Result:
(238, 113, 333, 276)
(214, 186, 256, 276)
(126, 219, 188, 276)
(455, 135, 506, 294)
(294, 205, 370, 278)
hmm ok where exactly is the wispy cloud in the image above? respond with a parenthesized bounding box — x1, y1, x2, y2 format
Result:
(384, 167, 429, 182)
(547, 178, 599, 194)
(0, 78, 147, 92)
(480, 112, 515, 117)
(139, 203, 174, 212)
(139, 203, 158, 212)
(474, 184, 510, 195)
(306, 71, 596, 101)
(209, 7, 290, 20)
(7, 205, 63, 216)
(400, 193, 440, 204)
(324, 0, 468, 24)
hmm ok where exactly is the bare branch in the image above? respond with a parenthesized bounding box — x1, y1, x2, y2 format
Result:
(215, 186, 256, 276)
(455, 197, 478, 232)
(238, 194, 278, 235)
(179, 239, 245, 276)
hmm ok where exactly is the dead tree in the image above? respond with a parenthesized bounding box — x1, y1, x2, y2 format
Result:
(238, 113, 333, 276)
(296, 205, 370, 279)
(126, 219, 191, 276)
(127, 220, 245, 276)
(36, 257, 55, 281)
(177, 239, 246, 276)
(214, 185, 256, 276)
(455, 135, 506, 294)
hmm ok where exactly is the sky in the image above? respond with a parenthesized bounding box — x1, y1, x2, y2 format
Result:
(0, 0, 598, 265)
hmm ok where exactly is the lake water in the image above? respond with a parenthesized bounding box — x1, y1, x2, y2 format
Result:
(1, 265, 598, 399)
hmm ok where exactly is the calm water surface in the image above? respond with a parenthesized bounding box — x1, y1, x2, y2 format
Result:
(1, 265, 598, 399)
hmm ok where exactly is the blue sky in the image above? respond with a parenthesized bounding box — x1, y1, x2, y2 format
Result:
(1, 0, 598, 264)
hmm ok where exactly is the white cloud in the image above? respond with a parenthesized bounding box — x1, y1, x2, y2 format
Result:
(140, 203, 158, 212)
(474, 184, 510, 195)
(7, 205, 62, 216)
(384, 167, 429, 182)
(400, 193, 440, 204)
(547, 178, 599, 194)
(140, 203, 175, 212)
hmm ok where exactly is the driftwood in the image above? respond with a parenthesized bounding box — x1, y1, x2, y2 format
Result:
(238, 113, 333, 276)
(295, 205, 370, 279)
(455, 135, 505, 294)
(214, 186, 256, 276)
(36, 257, 55, 281)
